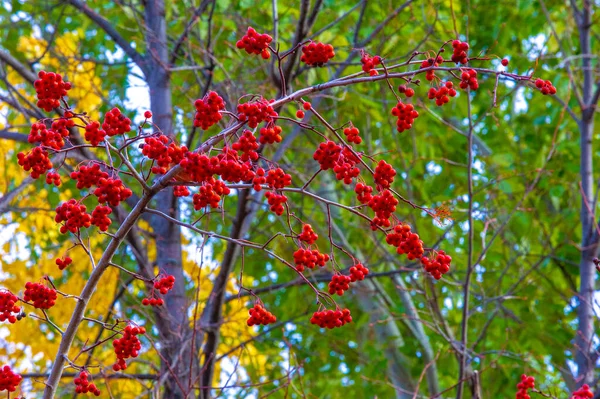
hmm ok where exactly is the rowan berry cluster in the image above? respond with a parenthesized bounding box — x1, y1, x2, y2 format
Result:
(193, 178, 230, 209)
(314, 141, 342, 170)
(232, 130, 259, 161)
(421, 250, 452, 280)
(236, 27, 272, 59)
(142, 135, 188, 175)
(298, 224, 318, 245)
(333, 147, 361, 184)
(328, 274, 351, 296)
(112, 325, 145, 371)
(515, 374, 535, 399)
(91, 205, 112, 231)
(213, 147, 254, 183)
(173, 185, 190, 197)
(46, 171, 61, 186)
(266, 168, 292, 190)
(460, 69, 479, 90)
(368, 189, 398, 229)
(571, 385, 594, 399)
(23, 282, 57, 309)
(102, 107, 131, 137)
(193, 91, 226, 130)
(74, 371, 101, 396)
(535, 79, 557, 95)
(29, 122, 67, 150)
(94, 178, 133, 206)
(349, 263, 369, 282)
(398, 85, 415, 98)
(17, 147, 53, 179)
(56, 256, 72, 270)
(343, 125, 361, 144)
(55, 199, 92, 234)
(360, 51, 381, 75)
(259, 124, 283, 144)
(293, 248, 330, 272)
(0, 291, 20, 324)
(247, 304, 276, 326)
(0, 365, 22, 393)
(84, 121, 106, 146)
(385, 224, 424, 260)
(310, 308, 352, 329)
(34, 71, 71, 112)
(264, 191, 288, 215)
(70, 164, 109, 189)
(179, 152, 214, 182)
(237, 98, 278, 128)
(428, 81, 457, 106)
(355, 183, 373, 204)
(301, 42, 335, 67)
(421, 56, 443, 81)
(391, 101, 419, 133)
(374, 160, 396, 189)
(451, 40, 470, 64)
(142, 275, 174, 306)
(252, 168, 266, 191)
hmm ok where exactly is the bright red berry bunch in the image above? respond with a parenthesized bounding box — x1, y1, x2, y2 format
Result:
(28, 122, 66, 150)
(213, 148, 254, 183)
(91, 205, 112, 231)
(360, 51, 381, 75)
(451, 40, 469, 64)
(94, 178, 133, 206)
(173, 185, 190, 197)
(398, 85, 415, 98)
(368, 189, 398, 229)
(193, 178, 230, 209)
(385, 224, 424, 260)
(266, 168, 292, 190)
(236, 27, 273, 59)
(179, 152, 214, 182)
(421, 250, 452, 280)
(70, 164, 109, 189)
(421, 56, 443, 81)
(102, 107, 131, 137)
(515, 374, 535, 399)
(154, 275, 175, 295)
(265, 191, 288, 215)
(298, 224, 318, 245)
(237, 98, 277, 128)
(84, 121, 106, 146)
(460, 69, 479, 90)
(56, 256, 72, 270)
(55, 199, 92, 234)
(535, 79, 557, 95)
(142, 135, 188, 175)
(428, 81, 457, 106)
(349, 263, 369, 282)
(374, 160, 396, 189)
(45, 171, 61, 186)
(310, 308, 352, 329)
(300, 42, 335, 67)
(313, 141, 342, 170)
(17, 147, 53, 179)
(0, 365, 22, 392)
(34, 71, 71, 112)
(259, 124, 283, 144)
(232, 130, 259, 161)
(328, 274, 351, 296)
(247, 304, 276, 326)
(0, 291, 20, 324)
(343, 125, 361, 144)
(355, 182, 373, 204)
(23, 282, 57, 309)
(142, 297, 164, 306)
(193, 91, 226, 130)
(293, 248, 330, 272)
(391, 101, 419, 133)
(252, 168, 266, 191)
(571, 385, 594, 399)
(112, 325, 145, 371)
(74, 371, 101, 396)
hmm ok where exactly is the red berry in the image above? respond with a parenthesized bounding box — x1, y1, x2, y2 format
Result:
(303, 102, 312, 110)
(501, 58, 509, 66)
(296, 110, 305, 119)
(144, 110, 152, 118)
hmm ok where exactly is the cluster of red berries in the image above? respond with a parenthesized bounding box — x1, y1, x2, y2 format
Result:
(179, 153, 214, 183)
(84, 121, 106, 146)
(296, 101, 312, 119)
(313, 141, 361, 184)
(535, 79, 557, 95)
(46, 171, 61, 186)
(173, 185, 190, 197)
(328, 274, 351, 296)
(374, 160, 396, 189)
(293, 248, 330, 272)
(17, 147, 53, 179)
(252, 168, 266, 191)
(29, 122, 67, 150)
(0, 365, 22, 392)
(355, 182, 373, 204)
(349, 263, 369, 282)
(460, 69, 479, 90)
(398, 85, 415, 98)
(298, 224, 318, 245)
(142, 297, 164, 306)
(74, 371, 101, 396)
(232, 130, 259, 161)
(266, 168, 291, 190)
(237, 98, 277, 128)
(391, 101, 419, 133)
(154, 275, 175, 295)
(55, 199, 92, 234)
(213, 147, 254, 183)
(236, 27, 272, 59)
(142, 135, 188, 175)
(310, 308, 352, 329)
(343, 125, 361, 144)
(314, 141, 342, 170)
(421, 56, 443, 81)
(571, 385, 594, 399)
(515, 374, 535, 399)
(368, 189, 398, 229)
(70, 164, 109, 189)
(421, 250, 452, 280)
(301, 42, 335, 67)
(91, 205, 112, 231)
(0, 291, 20, 324)
(34, 71, 71, 112)
(428, 81, 457, 106)
(247, 304, 276, 326)
(385, 224, 424, 260)
(193, 178, 230, 209)
(360, 51, 381, 75)
(56, 256, 72, 270)
(259, 124, 283, 144)
(112, 325, 145, 371)
(23, 282, 57, 309)
(265, 191, 288, 215)
(193, 91, 226, 130)
(94, 178, 133, 206)
(451, 40, 469, 64)
(102, 107, 131, 136)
